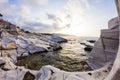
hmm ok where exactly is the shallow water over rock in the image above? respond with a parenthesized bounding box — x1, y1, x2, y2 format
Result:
(17, 36, 97, 72)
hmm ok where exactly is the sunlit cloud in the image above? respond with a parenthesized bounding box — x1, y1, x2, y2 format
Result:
(0, 0, 117, 37)
(21, 0, 48, 6)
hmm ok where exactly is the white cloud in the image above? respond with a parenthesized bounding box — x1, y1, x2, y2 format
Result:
(0, 0, 115, 36)
(21, 0, 48, 6)
(21, 0, 92, 34)
(20, 6, 31, 16)
(0, 0, 8, 5)
(94, 0, 104, 3)
(51, 0, 91, 30)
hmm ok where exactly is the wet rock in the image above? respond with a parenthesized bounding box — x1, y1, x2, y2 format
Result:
(42, 34, 68, 43)
(87, 40, 96, 43)
(22, 53, 29, 57)
(23, 71, 35, 80)
(26, 45, 47, 54)
(80, 42, 93, 52)
(53, 43, 62, 51)
(84, 46, 93, 52)
(80, 42, 88, 46)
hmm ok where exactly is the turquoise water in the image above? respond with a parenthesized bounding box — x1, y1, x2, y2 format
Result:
(17, 36, 97, 72)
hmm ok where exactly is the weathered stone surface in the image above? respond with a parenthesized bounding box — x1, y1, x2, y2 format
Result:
(104, 0, 120, 80)
(0, 58, 6, 66)
(26, 45, 47, 54)
(17, 45, 28, 57)
(1, 50, 8, 57)
(36, 64, 110, 80)
(0, 68, 28, 80)
(42, 34, 67, 43)
(87, 21, 119, 69)
(0, 57, 17, 70)
(6, 42, 16, 49)
(1, 50, 17, 63)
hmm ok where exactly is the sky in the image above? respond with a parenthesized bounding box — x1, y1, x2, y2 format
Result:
(0, 0, 118, 37)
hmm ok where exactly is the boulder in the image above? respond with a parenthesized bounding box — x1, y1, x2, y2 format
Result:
(1, 50, 8, 57)
(0, 68, 28, 80)
(36, 64, 110, 80)
(0, 58, 6, 67)
(0, 57, 17, 70)
(23, 71, 35, 80)
(42, 34, 67, 43)
(6, 42, 16, 49)
(1, 50, 17, 63)
(1, 36, 16, 49)
(26, 45, 47, 54)
(87, 40, 96, 43)
(17, 45, 28, 57)
(16, 37, 28, 49)
(84, 46, 93, 52)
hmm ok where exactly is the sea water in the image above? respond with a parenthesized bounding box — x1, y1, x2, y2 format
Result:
(17, 35, 98, 72)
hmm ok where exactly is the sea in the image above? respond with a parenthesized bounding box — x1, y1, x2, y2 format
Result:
(17, 35, 98, 72)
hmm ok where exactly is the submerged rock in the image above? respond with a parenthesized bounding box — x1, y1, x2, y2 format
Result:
(84, 46, 93, 52)
(80, 42, 93, 52)
(23, 71, 35, 80)
(87, 40, 96, 43)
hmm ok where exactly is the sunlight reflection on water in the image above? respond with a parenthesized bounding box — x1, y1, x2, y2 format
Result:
(17, 35, 98, 71)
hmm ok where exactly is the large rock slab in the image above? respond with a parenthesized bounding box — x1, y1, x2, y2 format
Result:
(0, 57, 17, 70)
(1, 50, 17, 63)
(36, 64, 110, 80)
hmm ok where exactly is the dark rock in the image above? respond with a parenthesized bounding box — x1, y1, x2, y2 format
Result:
(84, 46, 93, 52)
(42, 34, 68, 43)
(80, 43, 88, 46)
(87, 40, 96, 43)
(53, 45, 62, 51)
(23, 71, 35, 80)
(26, 45, 47, 54)
(0, 59, 6, 67)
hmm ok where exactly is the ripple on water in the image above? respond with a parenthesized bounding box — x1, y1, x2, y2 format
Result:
(17, 36, 96, 72)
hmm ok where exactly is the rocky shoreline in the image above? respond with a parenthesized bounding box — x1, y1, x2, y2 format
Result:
(0, 19, 68, 80)
(80, 40, 96, 52)
(0, 19, 94, 80)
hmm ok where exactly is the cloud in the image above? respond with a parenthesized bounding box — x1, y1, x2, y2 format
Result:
(25, 21, 51, 28)
(21, 0, 48, 7)
(47, 13, 56, 20)
(0, 0, 91, 34)
(20, 0, 91, 33)
(20, 5, 31, 16)
(0, 0, 112, 36)
(94, 0, 104, 3)
(51, 0, 90, 30)
(23, 21, 57, 33)
(0, 0, 8, 5)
